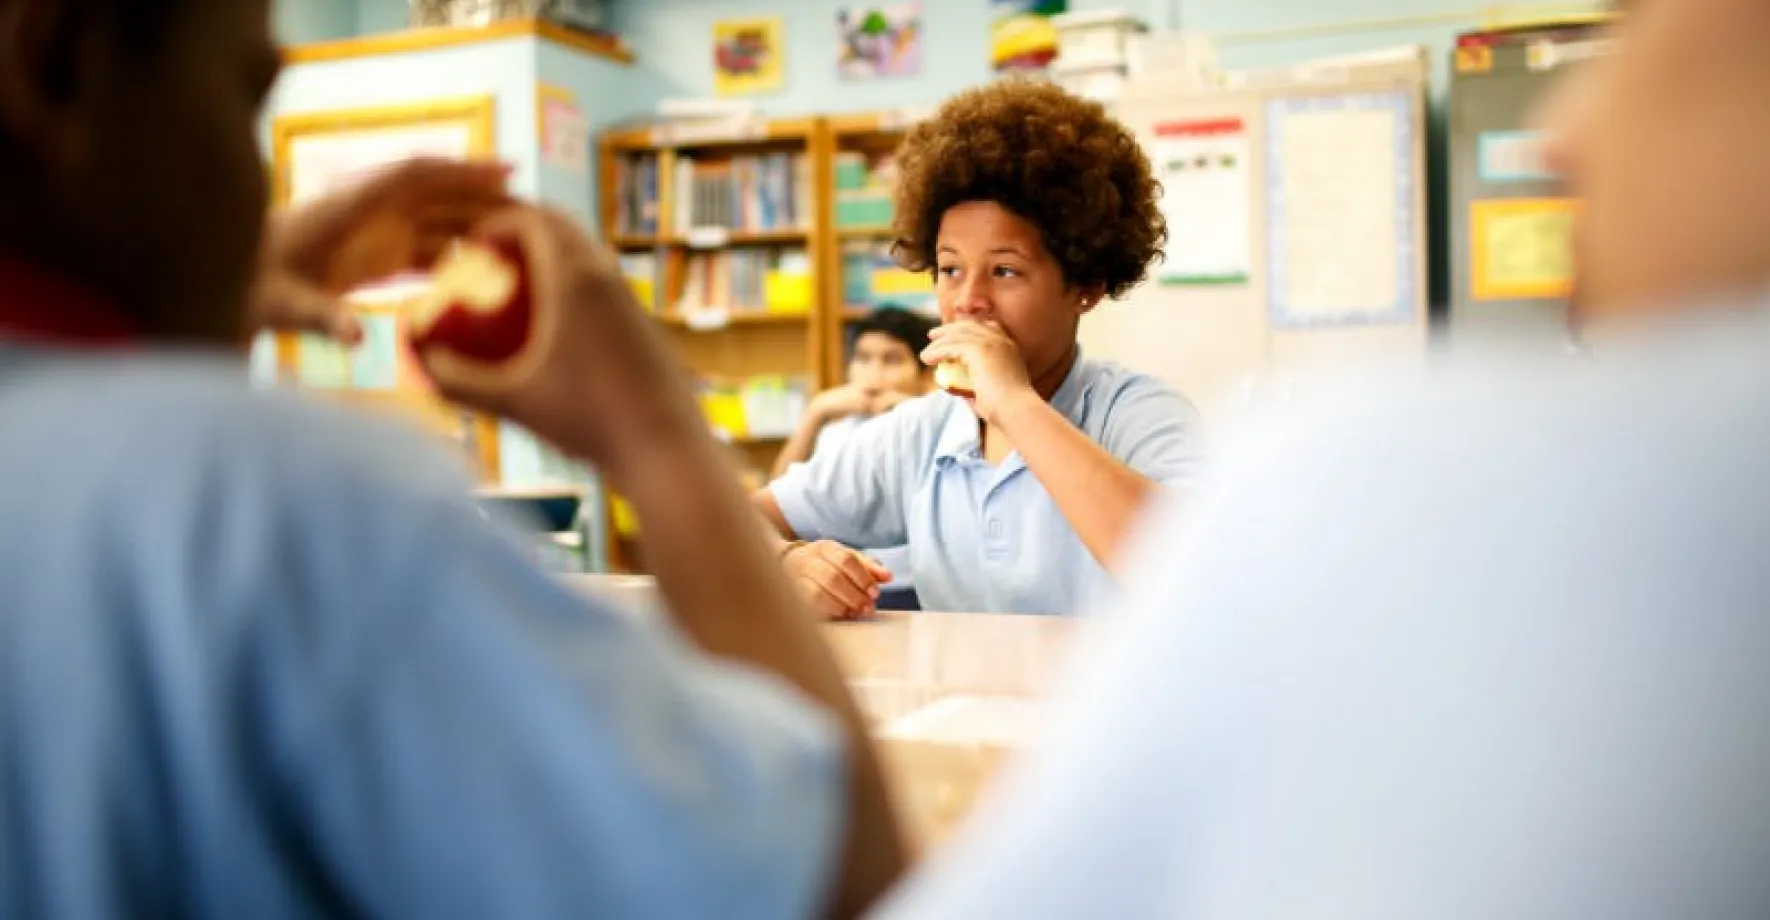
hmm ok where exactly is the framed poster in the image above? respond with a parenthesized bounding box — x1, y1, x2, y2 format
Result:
(1470, 197, 1577, 301)
(713, 17, 786, 96)
(837, 5, 923, 80)
(268, 96, 502, 481)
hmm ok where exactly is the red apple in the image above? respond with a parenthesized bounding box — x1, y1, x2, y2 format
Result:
(934, 360, 974, 397)
(407, 239, 533, 368)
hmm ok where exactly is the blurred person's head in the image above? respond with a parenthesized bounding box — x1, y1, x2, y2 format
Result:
(891, 79, 1166, 390)
(1537, 0, 1770, 322)
(0, 0, 279, 344)
(848, 306, 934, 399)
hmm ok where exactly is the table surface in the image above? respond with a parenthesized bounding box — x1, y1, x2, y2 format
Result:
(568, 575, 1081, 848)
(822, 611, 1081, 848)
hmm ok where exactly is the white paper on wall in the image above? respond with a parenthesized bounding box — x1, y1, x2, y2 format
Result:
(1151, 116, 1252, 287)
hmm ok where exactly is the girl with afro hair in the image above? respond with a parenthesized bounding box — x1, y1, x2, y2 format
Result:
(758, 79, 1202, 617)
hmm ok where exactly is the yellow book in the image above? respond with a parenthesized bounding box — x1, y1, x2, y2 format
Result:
(764, 271, 813, 313)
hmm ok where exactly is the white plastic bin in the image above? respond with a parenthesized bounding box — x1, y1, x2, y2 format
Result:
(1051, 10, 1148, 70)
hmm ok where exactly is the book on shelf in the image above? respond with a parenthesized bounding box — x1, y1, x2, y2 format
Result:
(841, 240, 933, 308)
(680, 247, 813, 315)
(612, 152, 662, 237)
(833, 150, 898, 228)
(674, 153, 811, 234)
(695, 375, 811, 441)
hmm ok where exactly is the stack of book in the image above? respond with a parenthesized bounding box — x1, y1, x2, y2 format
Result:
(833, 150, 898, 228)
(611, 153, 662, 236)
(674, 153, 811, 233)
(680, 248, 813, 314)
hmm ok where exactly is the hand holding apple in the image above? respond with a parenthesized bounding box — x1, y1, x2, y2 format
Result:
(414, 204, 707, 472)
(932, 361, 973, 398)
(249, 157, 513, 343)
(406, 238, 534, 370)
(921, 320, 1034, 421)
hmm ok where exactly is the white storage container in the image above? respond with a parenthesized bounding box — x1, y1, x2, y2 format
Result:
(1053, 62, 1128, 103)
(1051, 9, 1148, 70)
(1127, 31, 1221, 90)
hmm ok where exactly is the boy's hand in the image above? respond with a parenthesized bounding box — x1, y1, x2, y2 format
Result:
(808, 385, 873, 424)
(866, 389, 914, 415)
(922, 320, 1036, 423)
(249, 158, 514, 343)
(782, 540, 892, 620)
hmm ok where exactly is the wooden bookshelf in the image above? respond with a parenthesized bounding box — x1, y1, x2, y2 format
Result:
(653, 311, 811, 328)
(597, 113, 847, 571)
(594, 109, 935, 571)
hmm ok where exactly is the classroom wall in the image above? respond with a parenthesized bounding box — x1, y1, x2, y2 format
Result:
(358, 0, 414, 37)
(599, 0, 1598, 115)
(266, 39, 545, 199)
(292, 1, 1602, 109)
(603, 0, 1157, 116)
(274, 0, 359, 44)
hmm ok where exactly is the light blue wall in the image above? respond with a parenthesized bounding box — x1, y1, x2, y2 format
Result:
(535, 42, 658, 228)
(268, 39, 544, 198)
(273, 0, 357, 44)
(358, 0, 413, 36)
(602, 0, 1596, 114)
(604, 0, 1164, 117)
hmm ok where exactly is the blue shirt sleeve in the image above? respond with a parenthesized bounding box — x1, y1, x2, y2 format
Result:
(252, 416, 847, 919)
(768, 402, 925, 548)
(1096, 375, 1204, 487)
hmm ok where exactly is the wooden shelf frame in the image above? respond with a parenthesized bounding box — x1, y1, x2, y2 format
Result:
(595, 110, 920, 571)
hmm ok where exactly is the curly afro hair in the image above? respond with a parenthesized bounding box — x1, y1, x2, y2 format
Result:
(891, 78, 1166, 300)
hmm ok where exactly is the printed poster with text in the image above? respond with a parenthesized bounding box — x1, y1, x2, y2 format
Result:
(1154, 117, 1252, 287)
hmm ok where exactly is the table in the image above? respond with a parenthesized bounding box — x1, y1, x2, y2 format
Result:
(568, 575, 1081, 848)
(822, 612, 1080, 848)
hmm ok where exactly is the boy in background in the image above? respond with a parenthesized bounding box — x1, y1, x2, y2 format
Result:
(773, 306, 935, 610)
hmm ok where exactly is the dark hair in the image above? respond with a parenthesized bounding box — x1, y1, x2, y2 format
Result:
(851, 306, 936, 367)
(891, 78, 1167, 300)
(107, 0, 189, 46)
(0, 0, 187, 156)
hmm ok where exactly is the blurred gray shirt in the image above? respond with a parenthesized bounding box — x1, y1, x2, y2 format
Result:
(879, 306, 1770, 918)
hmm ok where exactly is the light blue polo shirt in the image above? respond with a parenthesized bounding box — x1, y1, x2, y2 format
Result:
(0, 345, 844, 920)
(770, 353, 1201, 614)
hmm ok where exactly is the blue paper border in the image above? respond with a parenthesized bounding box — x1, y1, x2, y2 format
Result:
(1264, 91, 1419, 329)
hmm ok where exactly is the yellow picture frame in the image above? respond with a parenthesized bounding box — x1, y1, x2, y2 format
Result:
(1470, 197, 1578, 302)
(713, 17, 786, 96)
(267, 95, 504, 481)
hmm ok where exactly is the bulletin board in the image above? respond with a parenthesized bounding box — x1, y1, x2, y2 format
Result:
(1447, 20, 1613, 347)
(1091, 49, 1430, 423)
(268, 96, 504, 481)
(1263, 89, 1421, 330)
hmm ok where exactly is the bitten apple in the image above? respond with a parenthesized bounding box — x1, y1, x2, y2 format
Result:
(407, 239, 533, 369)
(933, 360, 974, 397)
